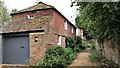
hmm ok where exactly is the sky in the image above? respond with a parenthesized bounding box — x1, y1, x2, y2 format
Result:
(0, 0, 77, 25)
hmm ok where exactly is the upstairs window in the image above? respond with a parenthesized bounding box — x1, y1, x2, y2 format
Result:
(27, 15, 34, 19)
(64, 20, 67, 30)
(57, 35, 61, 45)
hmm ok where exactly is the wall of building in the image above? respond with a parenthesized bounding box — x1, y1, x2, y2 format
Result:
(11, 9, 54, 21)
(10, 8, 77, 64)
(11, 9, 55, 53)
(53, 10, 76, 46)
(29, 32, 45, 64)
(11, 8, 76, 47)
(53, 10, 76, 37)
(67, 21, 76, 38)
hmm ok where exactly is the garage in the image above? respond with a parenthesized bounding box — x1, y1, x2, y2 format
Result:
(3, 34, 29, 64)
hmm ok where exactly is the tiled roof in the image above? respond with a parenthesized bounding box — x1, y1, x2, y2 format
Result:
(11, 2, 53, 15)
(3, 16, 52, 33)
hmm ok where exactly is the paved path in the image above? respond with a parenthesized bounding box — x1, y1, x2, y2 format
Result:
(68, 48, 97, 68)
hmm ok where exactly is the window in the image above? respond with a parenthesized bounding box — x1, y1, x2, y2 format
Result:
(27, 15, 34, 19)
(72, 27, 74, 33)
(57, 35, 61, 45)
(64, 20, 67, 30)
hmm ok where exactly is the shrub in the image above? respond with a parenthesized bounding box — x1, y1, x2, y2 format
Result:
(81, 36, 87, 41)
(81, 43, 91, 49)
(35, 46, 77, 68)
(66, 36, 74, 49)
(63, 48, 73, 56)
(65, 52, 77, 64)
(37, 55, 66, 68)
(76, 36, 82, 45)
(64, 48, 77, 64)
(73, 45, 81, 53)
(46, 46, 64, 56)
(72, 36, 82, 52)
(79, 43, 86, 49)
(90, 43, 95, 50)
(90, 50, 103, 63)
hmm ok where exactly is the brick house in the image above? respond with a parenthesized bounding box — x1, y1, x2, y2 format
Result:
(0, 2, 76, 64)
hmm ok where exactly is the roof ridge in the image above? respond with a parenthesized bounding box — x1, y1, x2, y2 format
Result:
(37, 1, 55, 8)
(11, 1, 53, 15)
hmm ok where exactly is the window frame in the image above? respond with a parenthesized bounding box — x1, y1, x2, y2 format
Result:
(57, 35, 61, 45)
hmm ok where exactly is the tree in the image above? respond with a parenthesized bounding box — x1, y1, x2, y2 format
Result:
(74, 2, 120, 41)
(12, 8, 17, 13)
(0, 1, 11, 27)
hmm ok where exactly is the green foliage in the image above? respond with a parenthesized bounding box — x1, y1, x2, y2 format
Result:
(64, 48, 77, 64)
(35, 46, 77, 68)
(38, 56, 66, 68)
(12, 8, 17, 13)
(90, 50, 103, 63)
(75, 2, 120, 41)
(90, 49, 120, 68)
(90, 44, 95, 50)
(73, 45, 81, 53)
(46, 46, 64, 56)
(73, 36, 82, 52)
(76, 36, 82, 45)
(81, 43, 91, 48)
(66, 36, 74, 49)
(81, 36, 87, 41)
(0, 1, 11, 27)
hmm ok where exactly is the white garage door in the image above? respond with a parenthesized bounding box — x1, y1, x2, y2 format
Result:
(3, 36, 29, 64)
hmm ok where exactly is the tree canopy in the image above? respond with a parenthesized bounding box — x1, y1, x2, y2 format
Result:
(74, 2, 120, 41)
(0, 1, 11, 27)
(12, 8, 17, 13)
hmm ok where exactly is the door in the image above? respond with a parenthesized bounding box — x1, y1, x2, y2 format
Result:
(3, 36, 29, 64)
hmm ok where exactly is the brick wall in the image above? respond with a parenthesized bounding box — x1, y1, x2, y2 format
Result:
(29, 32, 45, 64)
(53, 10, 76, 46)
(10, 8, 76, 64)
(67, 21, 76, 38)
(11, 9, 54, 21)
